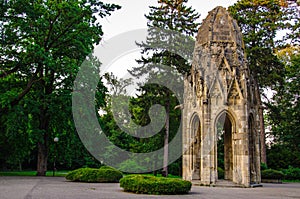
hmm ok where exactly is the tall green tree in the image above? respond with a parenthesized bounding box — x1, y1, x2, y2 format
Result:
(283, 0, 300, 44)
(129, 0, 199, 176)
(266, 48, 300, 169)
(128, 83, 181, 175)
(0, 0, 120, 175)
(229, 0, 288, 163)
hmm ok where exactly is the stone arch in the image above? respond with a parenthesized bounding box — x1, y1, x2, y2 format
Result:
(182, 6, 261, 187)
(189, 113, 201, 180)
(214, 110, 236, 181)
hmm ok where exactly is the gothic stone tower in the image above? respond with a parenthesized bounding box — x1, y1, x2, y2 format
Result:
(182, 6, 261, 187)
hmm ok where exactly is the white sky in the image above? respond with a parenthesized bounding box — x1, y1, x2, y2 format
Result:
(98, 0, 238, 79)
(101, 0, 238, 40)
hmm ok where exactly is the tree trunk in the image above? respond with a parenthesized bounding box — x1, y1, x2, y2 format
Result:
(153, 153, 158, 176)
(258, 104, 267, 164)
(36, 112, 50, 176)
(254, 82, 267, 164)
(162, 96, 170, 177)
(36, 69, 52, 176)
(36, 102, 50, 176)
(36, 110, 49, 176)
(37, 140, 48, 176)
(18, 160, 22, 171)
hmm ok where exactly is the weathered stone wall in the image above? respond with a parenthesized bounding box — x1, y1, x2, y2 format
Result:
(183, 6, 261, 187)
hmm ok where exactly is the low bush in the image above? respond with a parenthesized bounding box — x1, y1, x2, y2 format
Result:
(120, 175, 192, 195)
(261, 169, 285, 180)
(283, 166, 300, 180)
(260, 163, 268, 171)
(218, 167, 224, 179)
(65, 166, 123, 183)
(117, 159, 147, 173)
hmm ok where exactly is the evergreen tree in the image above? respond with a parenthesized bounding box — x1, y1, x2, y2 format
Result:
(283, 0, 300, 44)
(229, 0, 289, 164)
(266, 46, 300, 169)
(129, 0, 200, 177)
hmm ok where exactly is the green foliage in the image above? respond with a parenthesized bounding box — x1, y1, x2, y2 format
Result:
(0, 171, 68, 177)
(133, 0, 200, 75)
(217, 125, 224, 171)
(0, 0, 120, 174)
(218, 167, 224, 179)
(261, 169, 285, 179)
(229, 0, 298, 165)
(66, 168, 100, 182)
(229, 0, 286, 88)
(261, 163, 268, 171)
(120, 175, 191, 195)
(267, 144, 300, 170)
(65, 166, 123, 183)
(267, 54, 300, 165)
(118, 159, 148, 174)
(282, 166, 300, 180)
(168, 158, 182, 176)
(0, 171, 38, 176)
(125, 0, 199, 177)
(281, 1, 300, 44)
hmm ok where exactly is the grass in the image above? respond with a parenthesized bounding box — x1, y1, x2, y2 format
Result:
(0, 170, 69, 177)
(283, 179, 300, 183)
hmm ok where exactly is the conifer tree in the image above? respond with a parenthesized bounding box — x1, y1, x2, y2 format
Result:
(229, 0, 289, 164)
(129, 0, 200, 177)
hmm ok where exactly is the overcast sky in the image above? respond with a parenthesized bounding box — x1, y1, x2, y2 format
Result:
(100, 0, 237, 39)
(97, 0, 238, 78)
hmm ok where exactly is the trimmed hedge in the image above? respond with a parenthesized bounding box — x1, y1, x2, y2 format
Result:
(120, 175, 192, 195)
(65, 166, 123, 183)
(261, 169, 285, 180)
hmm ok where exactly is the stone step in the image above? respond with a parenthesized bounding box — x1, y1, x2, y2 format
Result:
(192, 180, 254, 188)
(215, 180, 244, 188)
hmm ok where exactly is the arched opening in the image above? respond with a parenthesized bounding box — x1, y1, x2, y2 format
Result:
(216, 112, 233, 181)
(249, 115, 257, 184)
(190, 115, 201, 180)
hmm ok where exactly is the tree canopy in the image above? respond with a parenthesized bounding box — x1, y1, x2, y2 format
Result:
(0, 0, 120, 175)
(1, 0, 299, 175)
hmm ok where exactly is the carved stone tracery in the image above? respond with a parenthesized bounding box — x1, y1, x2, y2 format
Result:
(182, 6, 261, 187)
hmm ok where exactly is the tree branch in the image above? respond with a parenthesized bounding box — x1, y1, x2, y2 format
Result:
(0, 65, 19, 78)
(10, 74, 40, 107)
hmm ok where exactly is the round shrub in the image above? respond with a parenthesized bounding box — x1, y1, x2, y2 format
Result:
(66, 166, 123, 183)
(261, 169, 285, 180)
(120, 175, 192, 195)
(97, 166, 123, 182)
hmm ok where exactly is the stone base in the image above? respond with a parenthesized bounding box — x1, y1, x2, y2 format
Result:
(250, 183, 263, 188)
(192, 180, 247, 188)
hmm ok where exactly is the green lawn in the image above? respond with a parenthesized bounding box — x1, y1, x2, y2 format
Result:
(283, 179, 300, 183)
(0, 168, 184, 179)
(0, 170, 181, 178)
(0, 170, 69, 177)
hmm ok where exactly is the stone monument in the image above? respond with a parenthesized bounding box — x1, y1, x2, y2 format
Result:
(182, 6, 261, 187)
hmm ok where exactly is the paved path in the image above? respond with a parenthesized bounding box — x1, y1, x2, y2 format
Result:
(0, 176, 300, 199)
